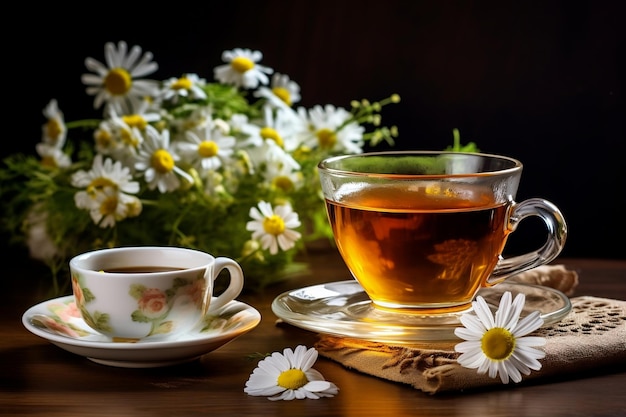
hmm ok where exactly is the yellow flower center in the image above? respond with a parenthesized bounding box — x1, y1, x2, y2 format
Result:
(260, 127, 284, 148)
(198, 140, 219, 157)
(481, 327, 516, 360)
(40, 156, 57, 168)
(95, 129, 113, 149)
(104, 67, 132, 96)
(120, 128, 140, 148)
(151, 149, 175, 173)
(122, 114, 148, 130)
(231, 56, 254, 74)
(100, 195, 118, 216)
(272, 176, 294, 193)
(45, 119, 63, 143)
(263, 215, 286, 236)
(272, 87, 291, 106)
(126, 200, 142, 217)
(87, 178, 117, 196)
(292, 145, 312, 161)
(277, 368, 308, 390)
(316, 128, 337, 149)
(171, 76, 192, 91)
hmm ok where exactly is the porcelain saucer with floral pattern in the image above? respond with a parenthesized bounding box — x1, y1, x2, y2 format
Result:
(22, 295, 261, 368)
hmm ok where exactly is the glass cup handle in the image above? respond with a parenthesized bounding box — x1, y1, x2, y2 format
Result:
(487, 198, 567, 286)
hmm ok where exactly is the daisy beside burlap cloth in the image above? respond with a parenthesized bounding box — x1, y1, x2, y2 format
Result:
(313, 265, 626, 394)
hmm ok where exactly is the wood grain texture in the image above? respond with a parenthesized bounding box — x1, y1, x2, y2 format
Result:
(1, 249, 625, 417)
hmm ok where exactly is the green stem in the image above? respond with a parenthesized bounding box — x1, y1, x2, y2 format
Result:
(452, 128, 461, 151)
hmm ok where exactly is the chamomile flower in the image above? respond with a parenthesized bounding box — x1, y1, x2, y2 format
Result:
(98, 101, 161, 163)
(35, 143, 71, 169)
(71, 154, 140, 195)
(168, 105, 214, 140)
(262, 158, 303, 193)
(77, 185, 142, 228)
(93, 120, 118, 155)
(454, 291, 547, 384)
(177, 122, 236, 172)
(112, 99, 162, 129)
(294, 104, 365, 154)
(81, 41, 159, 115)
(160, 73, 207, 103)
(134, 125, 193, 193)
(25, 207, 60, 262)
(254, 72, 301, 108)
(244, 345, 339, 401)
(214, 48, 273, 89)
(241, 105, 302, 157)
(246, 201, 301, 255)
(41, 99, 66, 147)
(71, 154, 142, 228)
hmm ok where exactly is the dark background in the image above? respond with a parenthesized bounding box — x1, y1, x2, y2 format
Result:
(4, 0, 624, 260)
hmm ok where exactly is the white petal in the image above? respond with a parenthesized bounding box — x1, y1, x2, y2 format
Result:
(473, 296, 495, 328)
(457, 314, 486, 337)
(454, 340, 481, 353)
(513, 312, 544, 337)
(494, 362, 507, 382)
(457, 350, 486, 369)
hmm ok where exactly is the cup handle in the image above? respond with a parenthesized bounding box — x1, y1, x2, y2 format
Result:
(486, 198, 567, 286)
(203, 257, 245, 314)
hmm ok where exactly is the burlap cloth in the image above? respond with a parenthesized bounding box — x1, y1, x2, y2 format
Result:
(309, 265, 626, 394)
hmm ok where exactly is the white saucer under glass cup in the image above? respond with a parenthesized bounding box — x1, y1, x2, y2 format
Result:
(317, 151, 567, 317)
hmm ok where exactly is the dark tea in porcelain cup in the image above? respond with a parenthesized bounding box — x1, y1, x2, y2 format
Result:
(69, 246, 244, 341)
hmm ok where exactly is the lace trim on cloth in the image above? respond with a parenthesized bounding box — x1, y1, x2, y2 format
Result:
(314, 267, 626, 394)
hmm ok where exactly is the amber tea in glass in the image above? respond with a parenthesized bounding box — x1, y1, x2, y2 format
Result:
(318, 151, 567, 314)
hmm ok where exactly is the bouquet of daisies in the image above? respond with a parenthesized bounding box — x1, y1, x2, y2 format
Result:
(0, 41, 400, 294)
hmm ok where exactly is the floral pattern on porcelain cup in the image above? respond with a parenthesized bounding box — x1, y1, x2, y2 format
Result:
(72, 270, 206, 340)
(69, 247, 245, 342)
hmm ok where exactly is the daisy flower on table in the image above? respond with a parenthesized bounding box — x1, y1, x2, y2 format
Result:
(454, 291, 547, 384)
(160, 73, 207, 103)
(294, 104, 365, 154)
(134, 125, 193, 193)
(254, 72, 301, 108)
(213, 48, 273, 89)
(244, 345, 338, 401)
(81, 41, 159, 116)
(41, 99, 66, 147)
(246, 201, 301, 255)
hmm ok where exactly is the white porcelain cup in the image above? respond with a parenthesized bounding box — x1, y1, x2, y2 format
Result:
(69, 246, 245, 341)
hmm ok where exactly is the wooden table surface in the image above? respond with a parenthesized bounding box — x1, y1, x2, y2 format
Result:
(2, 249, 625, 417)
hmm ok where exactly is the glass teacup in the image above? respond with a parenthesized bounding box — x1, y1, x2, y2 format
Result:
(318, 151, 567, 314)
